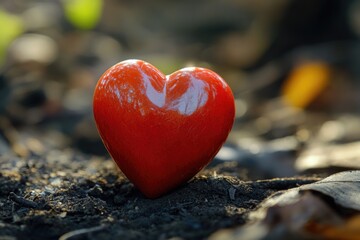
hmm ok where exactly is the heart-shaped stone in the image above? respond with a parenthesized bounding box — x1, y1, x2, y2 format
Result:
(93, 60, 235, 198)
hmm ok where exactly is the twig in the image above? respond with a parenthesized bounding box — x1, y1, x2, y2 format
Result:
(58, 225, 107, 240)
(9, 192, 38, 209)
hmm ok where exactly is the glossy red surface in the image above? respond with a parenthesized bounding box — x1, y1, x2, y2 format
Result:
(93, 60, 235, 198)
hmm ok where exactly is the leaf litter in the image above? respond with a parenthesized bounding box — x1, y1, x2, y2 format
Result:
(211, 171, 360, 240)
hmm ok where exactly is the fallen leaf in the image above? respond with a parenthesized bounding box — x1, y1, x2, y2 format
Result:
(281, 61, 330, 109)
(210, 171, 360, 240)
(306, 215, 360, 240)
(300, 170, 360, 211)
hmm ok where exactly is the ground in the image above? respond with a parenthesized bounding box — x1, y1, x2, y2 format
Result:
(0, 147, 319, 240)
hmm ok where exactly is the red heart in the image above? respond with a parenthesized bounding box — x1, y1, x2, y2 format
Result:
(93, 60, 235, 198)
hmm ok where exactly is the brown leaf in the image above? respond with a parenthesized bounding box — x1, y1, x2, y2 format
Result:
(210, 171, 360, 240)
(306, 215, 360, 240)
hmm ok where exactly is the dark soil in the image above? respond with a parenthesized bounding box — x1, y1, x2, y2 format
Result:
(0, 149, 318, 240)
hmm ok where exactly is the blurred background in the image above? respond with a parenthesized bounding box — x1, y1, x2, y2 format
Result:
(1, 0, 360, 179)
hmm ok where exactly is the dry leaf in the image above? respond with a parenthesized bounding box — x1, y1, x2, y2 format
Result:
(210, 171, 360, 240)
(306, 215, 360, 240)
(281, 62, 330, 109)
(300, 170, 360, 211)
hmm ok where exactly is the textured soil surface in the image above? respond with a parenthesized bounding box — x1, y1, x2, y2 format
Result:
(0, 149, 318, 240)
